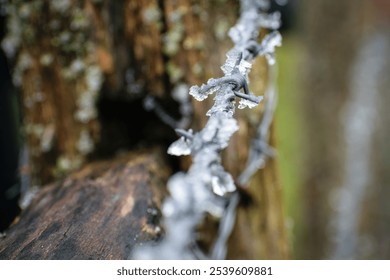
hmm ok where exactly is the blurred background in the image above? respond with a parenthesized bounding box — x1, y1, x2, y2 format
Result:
(1, 0, 390, 259)
(275, 0, 390, 259)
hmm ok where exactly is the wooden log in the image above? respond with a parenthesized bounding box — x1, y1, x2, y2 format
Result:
(0, 148, 169, 260)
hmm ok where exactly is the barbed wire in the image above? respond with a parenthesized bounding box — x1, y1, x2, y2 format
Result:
(132, 0, 282, 260)
(238, 63, 278, 186)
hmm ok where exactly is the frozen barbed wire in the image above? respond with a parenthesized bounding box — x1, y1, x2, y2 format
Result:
(258, 31, 283, 65)
(143, 83, 193, 129)
(132, 0, 281, 260)
(229, 0, 280, 45)
(239, 64, 278, 186)
(167, 130, 192, 156)
(210, 192, 240, 259)
(189, 52, 262, 106)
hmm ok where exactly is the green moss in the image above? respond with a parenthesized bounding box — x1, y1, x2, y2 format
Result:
(25, 123, 44, 138)
(192, 62, 203, 77)
(55, 155, 82, 174)
(214, 19, 230, 40)
(163, 24, 185, 56)
(50, 0, 71, 14)
(143, 6, 162, 24)
(70, 8, 89, 30)
(77, 129, 94, 155)
(166, 61, 184, 83)
(40, 53, 54, 66)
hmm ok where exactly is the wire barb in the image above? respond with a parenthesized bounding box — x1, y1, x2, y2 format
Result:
(175, 128, 193, 140)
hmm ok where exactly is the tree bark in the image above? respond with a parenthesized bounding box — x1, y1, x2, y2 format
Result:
(301, 0, 390, 259)
(0, 148, 169, 259)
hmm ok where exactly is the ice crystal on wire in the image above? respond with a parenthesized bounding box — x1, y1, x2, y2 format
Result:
(189, 79, 220, 101)
(258, 31, 282, 65)
(238, 97, 262, 109)
(166, 174, 193, 209)
(215, 117, 239, 149)
(238, 59, 252, 77)
(206, 88, 236, 117)
(221, 48, 242, 75)
(229, 9, 261, 44)
(258, 12, 281, 30)
(168, 136, 191, 156)
(211, 166, 236, 196)
(189, 85, 205, 101)
(202, 115, 238, 148)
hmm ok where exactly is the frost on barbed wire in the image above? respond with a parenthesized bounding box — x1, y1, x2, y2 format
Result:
(239, 64, 278, 185)
(258, 31, 282, 65)
(132, 0, 282, 260)
(235, 31, 282, 187)
(143, 83, 193, 129)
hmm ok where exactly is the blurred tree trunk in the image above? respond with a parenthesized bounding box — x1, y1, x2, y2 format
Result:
(302, 0, 390, 259)
(1, 0, 288, 259)
(301, 0, 364, 259)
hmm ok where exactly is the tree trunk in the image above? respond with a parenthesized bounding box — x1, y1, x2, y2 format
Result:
(301, 0, 390, 259)
(1, 0, 288, 259)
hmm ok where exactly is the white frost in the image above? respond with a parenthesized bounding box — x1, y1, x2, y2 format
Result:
(259, 31, 282, 65)
(167, 137, 191, 156)
(221, 48, 242, 75)
(189, 85, 205, 101)
(238, 59, 252, 77)
(238, 97, 262, 109)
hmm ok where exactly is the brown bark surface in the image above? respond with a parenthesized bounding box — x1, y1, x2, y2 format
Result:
(228, 126, 289, 259)
(0, 148, 169, 259)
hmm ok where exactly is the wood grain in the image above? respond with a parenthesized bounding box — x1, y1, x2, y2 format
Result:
(0, 148, 169, 259)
